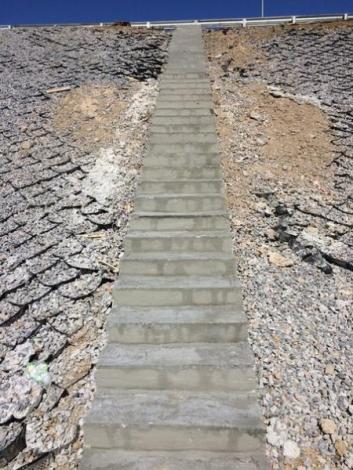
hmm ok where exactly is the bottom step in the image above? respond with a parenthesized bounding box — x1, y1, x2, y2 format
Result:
(84, 390, 265, 452)
(81, 450, 268, 470)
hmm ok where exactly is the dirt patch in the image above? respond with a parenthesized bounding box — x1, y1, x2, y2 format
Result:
(206, 20, 353, 71)
(215, 80, 334, 219)
(206, 29, 264, 69)
(53, 82, 139, 150)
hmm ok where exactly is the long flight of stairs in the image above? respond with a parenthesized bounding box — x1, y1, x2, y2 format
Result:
(81, 26, 268, 470)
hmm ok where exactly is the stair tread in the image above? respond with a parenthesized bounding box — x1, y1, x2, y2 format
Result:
(81, 449, 267, 470)
(116, 276, 239, 289)
(136, 193, 223, 199)
(123, 252, 234, 260)
(133, 210, 226, 217)
(109, 304, 245, 324)
(98, 342, 253, 368)
(126, 230, 230, 238)
(86, 389, 263, 428)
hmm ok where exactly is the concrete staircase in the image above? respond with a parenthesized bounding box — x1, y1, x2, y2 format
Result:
(81, 26, 267, 470)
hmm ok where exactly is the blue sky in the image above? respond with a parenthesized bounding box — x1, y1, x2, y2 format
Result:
(1, 0, 352, 25)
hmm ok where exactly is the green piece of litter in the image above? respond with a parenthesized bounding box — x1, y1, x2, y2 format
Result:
(26, 362, 51, 387)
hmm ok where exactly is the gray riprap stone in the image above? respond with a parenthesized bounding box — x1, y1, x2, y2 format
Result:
(81, 25, 267, 469)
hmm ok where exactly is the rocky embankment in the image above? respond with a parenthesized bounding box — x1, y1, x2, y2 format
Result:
(205, 22, 353, 470)
(0, 25, 170, 468)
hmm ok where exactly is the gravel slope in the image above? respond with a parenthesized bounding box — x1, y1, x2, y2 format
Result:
(0, 25, 170, 468)
(205, 22, 353, 470)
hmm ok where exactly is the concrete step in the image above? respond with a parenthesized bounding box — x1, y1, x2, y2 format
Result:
(107, 304, 246, 343)
(81, 449, 268, 470)
(128, 213, 230, 232)
(137, 179, 224, 195)
(151, 116, 214, 126)
(113, 275, 241, 307)
(154, 108, 212, 117)
(161, 73, 208, 79)
(149, 124, 215, 133)
(149, 133, 217, 144)
(157, 95, 212, 103)
(120, 252, 235, 277)
(124, 231, 232, 253)
(135, 194, 225, 213)
(156, 101, 211, 109)
(160, 80, 210, 86)
(158, 90, 211, 97)
(143, 153, 219, 168)
(148, 142, 217, 154)
(159, 85, 211, 93)
(84, 390, 265, 452)
(142, 165, 221, 180)
(164, 67, 208, 74)
(95, 342, 256, 391)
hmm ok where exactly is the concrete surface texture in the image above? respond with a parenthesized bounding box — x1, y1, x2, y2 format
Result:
(81, 26, 268, 469)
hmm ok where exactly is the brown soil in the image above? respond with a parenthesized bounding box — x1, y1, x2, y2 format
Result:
(206, 19, 353, 70)
(205, 33, 334, 222)
(53, 81, 139, 150)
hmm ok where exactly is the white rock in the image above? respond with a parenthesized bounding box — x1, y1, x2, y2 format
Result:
(267, 418, 287, 447)
(283, 440, 301, 459)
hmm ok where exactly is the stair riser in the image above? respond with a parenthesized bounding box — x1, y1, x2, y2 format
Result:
(120, 258, 234, 277)
(142, 167, 221, 179)
(161, 74, 208, 80)
(95, 367, 256, 392)
(85, 425, 264, 453)
(143, 154, 219, 167)
(151, 116, 214, 126)
(135, 198, 225, 213)
(124, 238, 232, 253)
(137, 181, 223, 194)
(129, 216, 229, 232)
(149, 125, 214, 133)
(156, 102, 211, 110)
(113, 287, 241, 307)
(108, 323, 248, 344)
(160, 80, 210, 85)
(149, 134, 217, 144)
(148, 143, 218, 154)
(81, 449, 267, 470)
(158, 94, 211, 101)
(154, 109, 212, 117)
(158, 90, 211, 96)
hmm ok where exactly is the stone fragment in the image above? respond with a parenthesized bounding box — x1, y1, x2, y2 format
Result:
(267, 418, 287, 447)
(0, 422, 25, 466)
(334, 439, 347, 457)
(0, 374, 42, 423)
(320, 418, 337, 435)
(50, 346, 92, 388)
(283, 440, 301, 459)
(1, 342, 34, 372)
(21, 141, 33, 151)
(268, 251, 295, 268)
(325, 364, 335, 375)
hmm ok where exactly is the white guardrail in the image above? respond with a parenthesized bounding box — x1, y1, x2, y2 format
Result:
(132, 13, 353, 28)
(0, 13, 352, 30)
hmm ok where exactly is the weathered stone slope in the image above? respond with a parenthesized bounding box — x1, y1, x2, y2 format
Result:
(0, 25, 169, 469)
